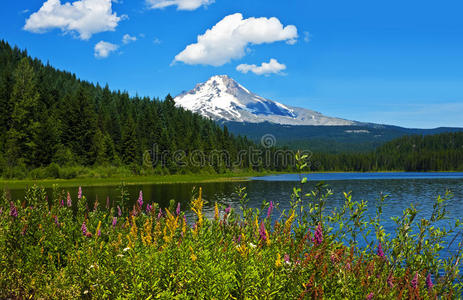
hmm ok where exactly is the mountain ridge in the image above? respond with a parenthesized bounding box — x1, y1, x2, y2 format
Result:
(174, 75, 357, 126)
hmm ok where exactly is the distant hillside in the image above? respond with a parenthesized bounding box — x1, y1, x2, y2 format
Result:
(224, 121, 463, 153)
(310, 132, 463, 171)
(0, 41, 255, 178)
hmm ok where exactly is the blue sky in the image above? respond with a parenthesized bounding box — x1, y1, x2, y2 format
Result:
(1, 0, 462, 128)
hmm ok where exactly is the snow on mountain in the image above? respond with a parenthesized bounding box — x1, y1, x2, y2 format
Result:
(174, 75, 356, 126)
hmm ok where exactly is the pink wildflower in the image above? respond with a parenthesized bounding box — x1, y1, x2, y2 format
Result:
(267, 201, 274, 219)
(78, 186, 82, 199)
(176, 202, 181, 215)
(81, 221, 87, 235)
(66, 192, 72, 207)
(366, 292, 374, 300)
(426, 273, 433, 290)
(225, 205, 231, 215)
(284, 254, 290, 263)
(10, 202, 17, 218)
(259, 222, 267, 241)
(314, 223, 323, 245)
(112, 217, 117, 228)
(137, 190, 143, 207)
(117, 205, 122, 217)
(411, 272, 418, 289)
(60, 198, 64, 207)
(377, 242, 385, 258)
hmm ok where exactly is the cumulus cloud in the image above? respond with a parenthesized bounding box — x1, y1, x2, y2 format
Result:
(24, 0, 123, 40)
(174, 13, 298, 66)
(122, 33, 137, 44)
(94, 41, 118, 58)
(146, 0, 214, 10)
(236, 58, 286, 76)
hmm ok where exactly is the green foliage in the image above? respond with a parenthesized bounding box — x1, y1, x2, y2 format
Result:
(1, 173, 462, 298)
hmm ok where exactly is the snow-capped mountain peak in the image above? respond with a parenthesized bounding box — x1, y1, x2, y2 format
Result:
(174, 75, 355, 126)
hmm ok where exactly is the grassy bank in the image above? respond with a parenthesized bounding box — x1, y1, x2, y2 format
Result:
(0, 170, 283, 190)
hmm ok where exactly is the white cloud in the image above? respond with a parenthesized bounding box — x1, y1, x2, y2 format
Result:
(153, 37, 161, 44)
(236, 58, 286, 76)
(24, 0, 123, 40)
(146, 0, 214, 10)
(94, 41, 118, 58)
(122, 33, 137, 44)
(304, 31, 310, 43)
(174, 13, 298, 66)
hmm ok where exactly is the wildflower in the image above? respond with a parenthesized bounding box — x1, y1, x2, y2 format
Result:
(78, 186, 82, 199)
(157, 208, 163, 219)
(176, 202, 181, 215)
(112, 217, 117, 228)
(411, 272, 418, 289)
(10, 202, 18, 218)
(377, 242, 385, 258)
(275, 253, 282, 268)
(284, 210, 295, 233)
(54, 215, 60, 227)
(214, 202, 219, 221)
(191, 253, 197, 262)
(67, 192, 72, 207)
(0, 207, 2, 215)
(225, 205, 231, 215)
(81, 221, 87, 235)
(314, 223, 323, 245)
(86, 232, 92, 238)
(284, 254, 290, 264)
(259, 222, 267, 242)
(366, 292, 374, 300)
(137, 190, 143, 207)
(426, 273, 433, 290)
(267, 201, 274, 219)
(117, 205, 122, 217)
(123, 247, 130, 252)
(60, 198, 64, 207)
(237, 234, 241, 244)
(97, 229, 101, 237)
(249, 242, 256, 248)
(96, 221, 101, 237)
(146, 203, 152, 213)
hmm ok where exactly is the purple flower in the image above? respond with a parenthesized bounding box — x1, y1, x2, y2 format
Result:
(54, 215, 60, 227)
(157, 208, 163, 219)
(377, 242, 385, 258)
(259, 222, 267, 241)
(225, 205, 231, 215)
(411, 272, 418, 289)
(314, 223, 323, 245)
(81, 221, 87, 235)
(426, 273, 433, 289)
(176, 202, 181, 215)
(267, 201, 274, 219)
(117, 205, 122, 217)
(137, 190, 143, 207)
(78, 187, 82, 199)
(237, 235, 241, 244)
(284, 254, 290, 263)
(112, 217, 117, 228)
(66, 192, 72, 207)
(97, 229, 101, 237)
(146, 203, 153, 213)
(366, 292, 374, 300)
(9, 202, 17, 218)
(60, 198, 64, 207)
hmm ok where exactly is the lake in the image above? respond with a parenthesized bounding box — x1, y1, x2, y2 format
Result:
(7, 172, 463, 256)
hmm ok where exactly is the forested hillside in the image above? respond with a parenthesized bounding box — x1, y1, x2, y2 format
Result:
(310, 132, 463, 171)
(0, 41, 258, 178)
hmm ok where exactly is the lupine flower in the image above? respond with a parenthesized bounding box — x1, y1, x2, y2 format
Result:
(10, 202, 17, 218)
(60, 198, 64, 207)
(54, 215, 60, 227)
(117, 205, 122, 217)
(314, 223, 323, 245)
(81, 221, 87, 235)
(176, 202, 181, 215)
(366, 292, 374, 300)
(137, 190, 143, 207)
(267, 201, 274, 218)
(97, 229, 101, 237)
(67, 192, 72, 207)
(225, 205, 231, 215)
(377, 242, 385, 258)
(237, 234, 241, 244)
(78, 186, 82, 199)
(112, 217, 117, 228)
(157, 208, 163, 219)
(411, 272, 418, 289)
(146, 203, 152, 213)
(426, 273, 433, 289)
(259, 222, 267, 241)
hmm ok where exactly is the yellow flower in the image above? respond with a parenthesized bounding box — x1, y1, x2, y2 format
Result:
(191, 187, 203, 235)
(214, 202, 219, 221)
(284, 210, 295, 233)
(275, 253, 282, 268)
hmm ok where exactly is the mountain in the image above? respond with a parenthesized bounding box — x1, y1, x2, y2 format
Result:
(174, 75, 355, 126)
